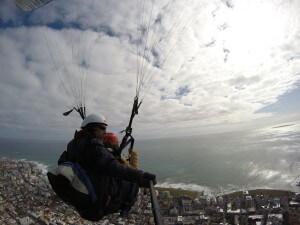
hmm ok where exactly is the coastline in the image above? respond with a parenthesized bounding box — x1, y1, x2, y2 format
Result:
(155, 187, 296, 200)
(222, 189, 295, 198)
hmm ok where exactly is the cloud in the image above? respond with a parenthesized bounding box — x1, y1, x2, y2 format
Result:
(0, 0, 300, 140)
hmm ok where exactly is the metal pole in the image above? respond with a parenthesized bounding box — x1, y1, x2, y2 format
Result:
(149, 180, 164, 225)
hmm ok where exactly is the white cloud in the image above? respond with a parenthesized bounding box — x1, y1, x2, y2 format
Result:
(0, 0, 300, 140)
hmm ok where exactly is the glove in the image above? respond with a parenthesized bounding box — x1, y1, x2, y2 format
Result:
(137, 171, 157, 188)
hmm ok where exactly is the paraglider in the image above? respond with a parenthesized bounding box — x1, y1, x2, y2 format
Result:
(14, 0, 201, 223)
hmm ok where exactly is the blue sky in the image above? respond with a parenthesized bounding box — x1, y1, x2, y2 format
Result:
(0, 0, 299, 140)
(260, 83, 300, 114)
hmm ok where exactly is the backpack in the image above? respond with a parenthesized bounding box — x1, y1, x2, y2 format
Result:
(47, 161, 98, 210)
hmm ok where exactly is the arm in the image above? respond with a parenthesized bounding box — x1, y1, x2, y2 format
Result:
(91, 144, 141, 182)
(90, 144, 156, 187)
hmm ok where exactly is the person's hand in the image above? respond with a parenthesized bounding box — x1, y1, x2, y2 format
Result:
(137, 171, 157, 188)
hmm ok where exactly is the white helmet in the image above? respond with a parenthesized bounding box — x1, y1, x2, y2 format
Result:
(81, 114, 107, 128)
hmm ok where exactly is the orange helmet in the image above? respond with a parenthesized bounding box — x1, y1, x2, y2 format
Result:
(103, 132, 119, 145)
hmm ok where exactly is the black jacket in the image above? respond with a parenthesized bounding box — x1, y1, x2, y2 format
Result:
(59, 131, 142, 205)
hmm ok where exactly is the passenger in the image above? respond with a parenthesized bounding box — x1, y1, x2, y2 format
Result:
(103, 132, 139, 169)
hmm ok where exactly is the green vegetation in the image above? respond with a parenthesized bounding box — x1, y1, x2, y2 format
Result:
(156, 187, 199, 199)
(155, 187, 295, 200)
(221, 189, 295, 198)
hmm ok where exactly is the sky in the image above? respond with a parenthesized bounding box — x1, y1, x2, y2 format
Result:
(0, 0, 299, 140)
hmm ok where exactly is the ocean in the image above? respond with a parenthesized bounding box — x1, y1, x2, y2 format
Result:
(1, 122, 299, 196)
